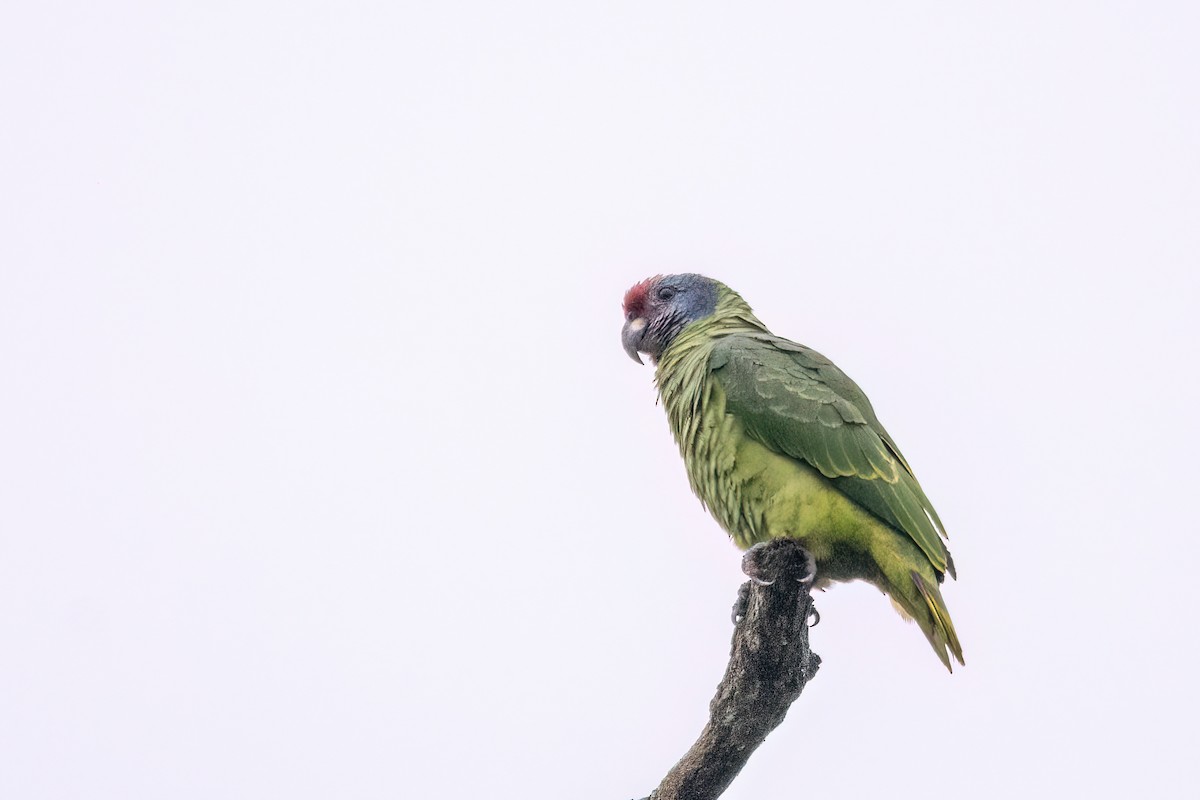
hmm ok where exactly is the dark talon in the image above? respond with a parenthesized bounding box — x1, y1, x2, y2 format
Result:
(740, 541, 780, 586)
(742, 539, 817, 587)
(731, 582, 751, 624)
(807, 606, 820, 627)
(796, 548, 817, 587)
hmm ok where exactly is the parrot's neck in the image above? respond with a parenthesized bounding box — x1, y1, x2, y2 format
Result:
(656, 290, 767, 373)
(653, 290, 767, 449)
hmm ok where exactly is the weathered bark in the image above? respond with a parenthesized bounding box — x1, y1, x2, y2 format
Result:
(638, 539, 821, 800)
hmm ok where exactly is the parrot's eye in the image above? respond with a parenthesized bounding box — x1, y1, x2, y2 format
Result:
(656, 286, 677, 302)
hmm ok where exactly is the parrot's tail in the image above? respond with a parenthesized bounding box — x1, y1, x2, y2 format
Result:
(906, 571, 964, 672)
(886, 569, 964, 672)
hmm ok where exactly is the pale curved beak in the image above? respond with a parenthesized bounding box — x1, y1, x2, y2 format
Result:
(622, 318, 646, 364)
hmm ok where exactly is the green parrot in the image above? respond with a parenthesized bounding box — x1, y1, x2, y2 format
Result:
(621, 274, 963, 671)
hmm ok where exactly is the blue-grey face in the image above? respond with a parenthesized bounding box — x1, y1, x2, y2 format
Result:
(621, 273, 719, 364)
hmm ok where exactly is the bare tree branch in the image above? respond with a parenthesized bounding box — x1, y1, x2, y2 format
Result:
(638, 539, 821, 800)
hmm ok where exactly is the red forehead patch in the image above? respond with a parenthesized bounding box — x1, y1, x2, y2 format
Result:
(622, 276, 659, 317)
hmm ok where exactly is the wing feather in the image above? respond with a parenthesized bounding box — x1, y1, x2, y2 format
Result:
(710, 334, 952, 576)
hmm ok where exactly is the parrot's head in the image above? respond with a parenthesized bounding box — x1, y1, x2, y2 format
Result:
(622, 273, 719, 365)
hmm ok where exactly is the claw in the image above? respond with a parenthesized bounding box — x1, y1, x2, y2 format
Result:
(731, 582, 752, 624)
(740, 542, 775, 586)
(807, 606, 821, 627)
(796, 549, 817, 587)
(741, 540, 818, 587)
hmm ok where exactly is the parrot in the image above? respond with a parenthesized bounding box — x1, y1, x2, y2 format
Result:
(621, 273, 963, 671)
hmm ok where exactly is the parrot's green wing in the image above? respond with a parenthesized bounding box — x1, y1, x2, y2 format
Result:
(710, 334, 953, 579)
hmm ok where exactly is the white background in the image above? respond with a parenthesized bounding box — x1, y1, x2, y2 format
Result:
(2, 3, 1197, 798)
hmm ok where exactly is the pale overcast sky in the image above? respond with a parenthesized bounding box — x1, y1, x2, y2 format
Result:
(2, 3, 1197, 799)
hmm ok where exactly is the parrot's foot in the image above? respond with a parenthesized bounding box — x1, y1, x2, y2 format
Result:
(741, 540, 817, 587)
(739, 540, 820, 628)
(796, 556, 817, 587)
(732, 575, 818, 626)
(731, 582, 751, 624)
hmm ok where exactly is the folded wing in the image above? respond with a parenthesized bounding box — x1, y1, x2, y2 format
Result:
(710, 334, 954, 579)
